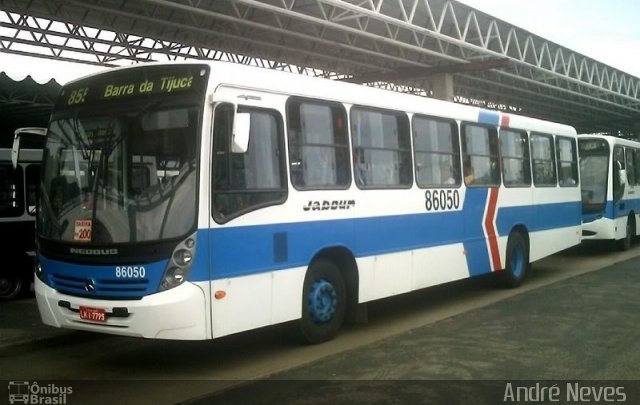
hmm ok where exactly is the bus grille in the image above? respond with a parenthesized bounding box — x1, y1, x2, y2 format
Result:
(49, 273, 149, 300)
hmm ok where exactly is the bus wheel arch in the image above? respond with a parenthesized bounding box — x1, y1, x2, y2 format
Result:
(299, 247, 358, 344)
(500, 227, 530, 288)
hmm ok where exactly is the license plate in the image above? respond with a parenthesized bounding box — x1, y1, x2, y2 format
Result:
(79, 306, 106, 323)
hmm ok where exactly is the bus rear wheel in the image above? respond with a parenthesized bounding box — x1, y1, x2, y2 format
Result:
(500, 232, 529, 288)
(299, 259, 346, 344)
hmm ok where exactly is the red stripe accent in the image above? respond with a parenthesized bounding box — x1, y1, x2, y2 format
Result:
(485, 187, 502, 271)
(500, 114, 510, 128)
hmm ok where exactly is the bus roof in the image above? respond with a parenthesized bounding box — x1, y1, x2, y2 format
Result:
(66, 60, 577, 136)
(578, 134, 640, 147)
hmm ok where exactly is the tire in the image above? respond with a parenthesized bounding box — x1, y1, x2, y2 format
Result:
(619, 216, 634, 251)
(500, 232, 529, 288)
(299, 259, 346, 344)
(0, 276, 24, 300)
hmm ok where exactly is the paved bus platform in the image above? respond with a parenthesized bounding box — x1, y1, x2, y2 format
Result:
(0, 292, 73, 351)
(1, 248, 640, 404)
(193, 254, 640, 404)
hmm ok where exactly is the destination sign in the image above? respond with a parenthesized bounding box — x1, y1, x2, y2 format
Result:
(56, 64, 209, 109)
(578, 139, 608, 155)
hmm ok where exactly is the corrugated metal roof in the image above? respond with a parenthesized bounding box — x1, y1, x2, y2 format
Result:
(0, 72, 61, 148)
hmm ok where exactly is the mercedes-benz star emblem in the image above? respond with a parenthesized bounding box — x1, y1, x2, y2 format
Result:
(85, 278, 96, 292)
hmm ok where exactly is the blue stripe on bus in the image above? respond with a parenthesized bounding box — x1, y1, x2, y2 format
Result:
(203, 199, 581, 281)
(40, 255, 168, 299)
(40, 198, 581, 296)
(616, 197, 640, 218)
(478, 110, 500, 126)
(208, 211, 464, 279)
(461, 188, 492, 276)
(497, 202, 582, 233)
(582, 198, 640, 222)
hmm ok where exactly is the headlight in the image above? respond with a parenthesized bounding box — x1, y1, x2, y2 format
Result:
(34, 260, 44, 281)
(173, 249, 193, 266)
(161, 267, 185, 290)
(159, 232, 197, 292)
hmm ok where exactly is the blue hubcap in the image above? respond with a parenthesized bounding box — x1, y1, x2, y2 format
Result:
(511, 245, 524, 278)
(307, 279, 337, 324)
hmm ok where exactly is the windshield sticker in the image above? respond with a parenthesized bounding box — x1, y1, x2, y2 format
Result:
(74, 219, 93, 242)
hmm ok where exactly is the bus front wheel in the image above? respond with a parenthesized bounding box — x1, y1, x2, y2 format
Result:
(299, 259, 346, 344)
(500, 232, 529, 288)
(619, 216, 635, 251)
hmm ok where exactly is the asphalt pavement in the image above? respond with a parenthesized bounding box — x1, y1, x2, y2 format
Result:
(191, 254, 640, 404)
(1, 247, 640, 405)
(0, 291, 73, 351)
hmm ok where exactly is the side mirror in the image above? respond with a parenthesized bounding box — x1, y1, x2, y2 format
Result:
(619, 168, 628, 186)
(12, 127, 47, 169)
(232, 112, 251, 153)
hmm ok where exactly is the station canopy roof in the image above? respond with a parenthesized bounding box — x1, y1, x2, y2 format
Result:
(0, 71, 60, 148)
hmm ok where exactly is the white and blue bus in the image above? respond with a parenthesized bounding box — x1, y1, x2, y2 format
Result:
(579, 135, 640, 250)
(18, 62, 582, 343)
(1, 129, 44, 300)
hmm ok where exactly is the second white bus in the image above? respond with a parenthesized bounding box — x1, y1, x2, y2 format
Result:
(0, 146, 42, 299)
(579, 135, 640, 249)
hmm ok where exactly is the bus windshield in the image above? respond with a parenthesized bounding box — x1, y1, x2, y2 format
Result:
(38, 65, 208, 244)
(579, 138, 609, 214)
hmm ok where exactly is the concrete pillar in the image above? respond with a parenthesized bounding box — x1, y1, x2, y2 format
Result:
(431, 73, 455, 102)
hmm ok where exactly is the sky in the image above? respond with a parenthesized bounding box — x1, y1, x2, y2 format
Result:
(0, 0, 639, 83)
(457, 0, 640, 77)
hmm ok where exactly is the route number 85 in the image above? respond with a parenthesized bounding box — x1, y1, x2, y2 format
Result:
(425, 189, 460, 211)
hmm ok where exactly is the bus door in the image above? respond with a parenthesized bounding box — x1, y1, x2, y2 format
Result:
(461, 123, 502, 276)
(612, 145, 627, 218)
(623, 146, 640, 227)
(209, 100, 288, 335)
(578, 138, 609, 220)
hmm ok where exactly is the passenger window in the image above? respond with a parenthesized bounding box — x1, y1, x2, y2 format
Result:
(613, 146, 625, 201)
(556, 137, 578, 187)
(613, 146, 625, 171)
(531, 133, 557, 186)
(462, 124, 500, 187)
(25, 164, 40, 215)
(212, 104, 287, 223)
(351, 107, 412, 188)
(625, 148, 636, 185)
(287, 98, 350, 189)
(413, 116, 460, 188)
(500, 129, 531, 187)
(634, 150, 640, 185)
(0, 164, 24, 217)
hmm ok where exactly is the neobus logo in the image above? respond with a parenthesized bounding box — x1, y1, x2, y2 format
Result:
(69, 248, 119, 255)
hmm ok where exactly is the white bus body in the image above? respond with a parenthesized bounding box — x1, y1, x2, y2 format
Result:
(579, 135, 640, 249)
(31, 62, 582, 342)
(0, 147, 42, 299)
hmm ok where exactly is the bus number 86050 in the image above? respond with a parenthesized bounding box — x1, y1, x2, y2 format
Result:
(425, 189, 460, 211)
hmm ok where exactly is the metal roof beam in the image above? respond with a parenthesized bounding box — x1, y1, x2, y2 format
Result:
(343, 57, 510, 83)
(0, 0, 638, 136)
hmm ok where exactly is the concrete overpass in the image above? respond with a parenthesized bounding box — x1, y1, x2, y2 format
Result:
(0, 0, 639, 136)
